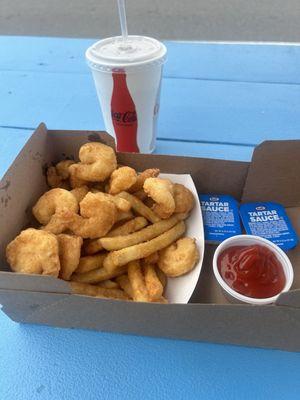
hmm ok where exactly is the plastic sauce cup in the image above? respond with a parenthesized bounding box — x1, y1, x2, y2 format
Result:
(213, 235, 294, 305)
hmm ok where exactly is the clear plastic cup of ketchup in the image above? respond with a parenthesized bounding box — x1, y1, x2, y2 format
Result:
(213, 235, 294, 305)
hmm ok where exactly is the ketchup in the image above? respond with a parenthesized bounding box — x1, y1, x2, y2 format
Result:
(217, 245, 286, 298)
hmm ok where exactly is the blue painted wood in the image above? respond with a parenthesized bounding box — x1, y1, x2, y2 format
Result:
(2, 36, 300, 84)
(1, 71, 300, 146)
(0, 128, 253, 180)
(1, 37, 300, 400)
(0, 312, 299, 400)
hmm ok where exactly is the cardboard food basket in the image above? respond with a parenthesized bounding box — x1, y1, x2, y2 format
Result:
(0, 124, 299, 352)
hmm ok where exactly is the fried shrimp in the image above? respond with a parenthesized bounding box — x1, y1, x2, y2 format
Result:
(44, 192, 118, 239)
(70, 186, 89, 203)
(92, 192, 131, 212)
(108, 166, 137, 195)
(173, 184, 195, 214)
(158, 237, 199, 277)
(69, 142, 117, 182)
(32, 188, 78, 225)
(143, 177, 175, 219)
(6, 228, 60, 276)
(129, 168, 160, 192)
(47, 160, 75, 188)
(57, 234, 83, 280)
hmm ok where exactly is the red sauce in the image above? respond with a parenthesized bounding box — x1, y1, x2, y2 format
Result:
(217, 245, 286, 298)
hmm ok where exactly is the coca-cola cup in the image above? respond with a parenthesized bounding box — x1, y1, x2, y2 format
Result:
(86, 36, 167, 153)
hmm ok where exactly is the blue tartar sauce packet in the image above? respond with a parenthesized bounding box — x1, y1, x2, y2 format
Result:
(200, 194, 242, 243)
(239, 202, 298, 250)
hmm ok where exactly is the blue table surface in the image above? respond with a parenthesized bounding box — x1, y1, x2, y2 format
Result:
(1, 36, 300, 400)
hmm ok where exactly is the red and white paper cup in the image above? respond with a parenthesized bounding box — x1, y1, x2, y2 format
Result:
(86, 36, 167, 153)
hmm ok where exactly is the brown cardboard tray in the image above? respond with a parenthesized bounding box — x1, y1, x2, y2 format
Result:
(0, 124, 299, 351)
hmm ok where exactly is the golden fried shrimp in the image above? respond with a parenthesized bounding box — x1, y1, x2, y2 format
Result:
(69, 166, 89, 189)
(44, 193, 118, 239)
(158, 237, 199, 277)
(47, 166, 63, 188)
(93, 192, 131, 212)
(70, 186, 89, 203)
(46, 160, 75, 189)
(57, 234, 83, 280)
(69, 142, 117, 182)
(108, 166, 137, 195)
(70, 193, 118, 239)
(143, 177, 175, 219)
(129, 168, 160, 192)
(6, 228, 60, 276)
(32, 188, 78, 225)
(173, 184, 195, 214)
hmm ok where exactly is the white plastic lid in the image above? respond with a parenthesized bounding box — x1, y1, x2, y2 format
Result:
(86, 35, 167, 72)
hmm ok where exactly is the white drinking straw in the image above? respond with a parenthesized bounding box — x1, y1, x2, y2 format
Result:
(117, 0, 128, 43)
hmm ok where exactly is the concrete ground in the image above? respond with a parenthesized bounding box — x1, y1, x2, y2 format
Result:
(1, 0, 300, 42)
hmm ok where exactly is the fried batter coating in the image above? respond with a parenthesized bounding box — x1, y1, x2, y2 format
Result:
(93, 192, 131, 212)
(70, 186, 89, 203)
(158, 237, 199, 277)
(47, 160, 75, 188)
(44, 193, 118, 239)
(108, 166, 137, 195)
(69, 166, 89, 189)
(57, 234, 83, 280)
(173, 184, 195, 214)
(69, 142, 117, 182)
(129, 168, 160, 192)
(6, 228, 60, 276)
(143, 177, 175, 219)
(32, 188, 78, 225)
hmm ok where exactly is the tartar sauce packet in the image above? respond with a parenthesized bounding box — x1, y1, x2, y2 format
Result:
(200, 194, 242, 243)
(239, 202, 298, 251)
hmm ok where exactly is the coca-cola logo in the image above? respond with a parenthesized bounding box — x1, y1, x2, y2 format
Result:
(111, 110, 137, 124)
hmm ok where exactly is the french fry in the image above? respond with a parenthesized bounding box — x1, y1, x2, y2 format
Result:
(132, 190, 147, 201)
(96, 279, 120, 289)
(117, 191, 161, 223)
(103, 221, 185, 272)
(72, 264, 128, 284)
(100, 215, 179, 251)
(116, 274, 134, 298)
(155, 266, 167, 288)
(74, 253, 107, 274)
(127, 260, 149, 302)
(151, 296, 168, 304)
(70, 281, 130, 300)
(144, 264, 163, 300)
(116, 210, 134, 223)
(84, 217, 148, 255)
